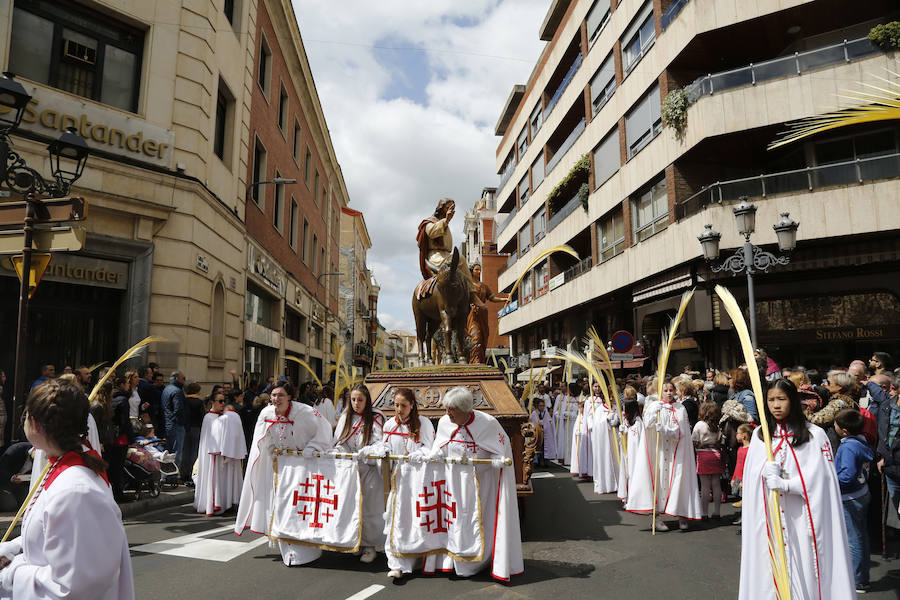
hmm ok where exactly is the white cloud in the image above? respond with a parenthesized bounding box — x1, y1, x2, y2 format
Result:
(292, 0, 547, 332)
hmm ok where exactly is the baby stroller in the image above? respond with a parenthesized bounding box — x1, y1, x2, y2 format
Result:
(124, 445, 161, 499)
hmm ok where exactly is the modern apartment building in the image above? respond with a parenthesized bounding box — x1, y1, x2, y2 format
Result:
(493, 0, 900, 371)
(245, 0, 345, 383)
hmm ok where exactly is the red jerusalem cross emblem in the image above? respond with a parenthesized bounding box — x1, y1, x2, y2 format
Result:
(416, 479, 456, 533)
(292, 474, 338, 529)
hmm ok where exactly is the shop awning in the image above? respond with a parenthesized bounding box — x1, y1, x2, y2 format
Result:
(516, 365, 560, 382)
(610, 357, 648, 370)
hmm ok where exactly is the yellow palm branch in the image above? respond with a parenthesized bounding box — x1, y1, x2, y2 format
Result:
(715, 284, 791, 599)
(768, 70, 900, 150)
(285, 356, 322, 388)
(88, 336, 166, 402)
(587, 327, 625, 456)
(502, 245, 579, 309)
(86, 361, 107, 373)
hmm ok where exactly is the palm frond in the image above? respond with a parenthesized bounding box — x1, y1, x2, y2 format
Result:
(88, 336, 166, 401)
(502, 245, 579, 309)
(285, 356, 322, 388)
(86, 361, 106, 373)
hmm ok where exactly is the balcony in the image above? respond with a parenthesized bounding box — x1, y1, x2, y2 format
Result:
(497, 161, 515, 194)
(544, 52, 583, 119)
(563, 255, 593, 282)
(546, 117, 586, 176)
(684, 37, 879, 103)
(676, 152, 900, 219)
(661, 0, 690, 31)
(548, 189, 583, 232)
(495, 207, 516, 236)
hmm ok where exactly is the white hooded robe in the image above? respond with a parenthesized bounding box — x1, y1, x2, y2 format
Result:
(333, 410, 386, 548)
(589, 400, 619, 494)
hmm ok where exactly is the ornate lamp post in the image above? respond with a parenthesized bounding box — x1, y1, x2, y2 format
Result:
(697, 197, 799, 348)
(0, 72, 90, 438)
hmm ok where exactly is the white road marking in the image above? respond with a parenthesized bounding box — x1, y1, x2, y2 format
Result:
(344, 585, 384, 600)
(531, 472, 555, 479)
(131, 524, 269, 562)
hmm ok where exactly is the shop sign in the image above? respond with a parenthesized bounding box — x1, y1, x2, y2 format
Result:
(5, 85, 175, 168)
(0, 253, 128, 290)
(530, 349, 541, 359)
(497, 300, 518, 318)
(548, 273, 564, 291)
(815, 326, 886, 340)
(248, 243, 285, 296)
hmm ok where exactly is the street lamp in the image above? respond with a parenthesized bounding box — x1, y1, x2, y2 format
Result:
(0, 73, 90, 441)
(697, 197, 799, 348)
(245, 176, 296, 204)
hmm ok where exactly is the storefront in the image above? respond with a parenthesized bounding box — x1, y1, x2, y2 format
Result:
(245, 242, 285, 385)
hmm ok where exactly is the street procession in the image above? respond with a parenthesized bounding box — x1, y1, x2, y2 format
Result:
(0, 0, 899, 598)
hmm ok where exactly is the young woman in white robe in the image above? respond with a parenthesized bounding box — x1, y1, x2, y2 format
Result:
(194, 392, 227, 516)
(377, 387, 435, 579)
(233, 381, 333, 566)
(625, 381, 701, 531)
(615, 397, 643, 504)
(333, 383, 385, 564)
(529, 399, 557, 463)
(569, 397, 592, 478)
(0, 380, 133, 599)
(420, 386, 523, 582)
(589, 396, 619, 495)
(739, 378, 854, 600)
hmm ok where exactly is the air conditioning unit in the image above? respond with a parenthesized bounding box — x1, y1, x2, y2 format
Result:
(540, 338, 550, 351)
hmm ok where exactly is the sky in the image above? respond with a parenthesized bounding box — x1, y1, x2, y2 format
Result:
(291, 0, 548, 334)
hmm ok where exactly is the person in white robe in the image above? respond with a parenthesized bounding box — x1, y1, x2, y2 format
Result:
(589, 394, 618, 495)
(376, 387, 436, 579)
(625, 380, 701, 530)
(210, 404, 246, 513)
(31, 409, 101, 485)
(558, 384, 579, 466)
(194, 392, 226, 516)
(316, 392, 337, 428)
(0, 379, 133, 599)
(530, 398, 556, 464)
(234, 381, 333, 566)
(569, 396, 592, 478)
(739, 378, 854, 599)
(419, 387, 523, 581)
(333, 383, 385, 564)
(616, 398, 643, 504)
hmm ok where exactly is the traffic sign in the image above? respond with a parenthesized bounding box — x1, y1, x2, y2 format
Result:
(0, 197, 86, 226)
(0, 226, 86, 255)
(11, 252, 52, 298)
(610, 330, 635, 353)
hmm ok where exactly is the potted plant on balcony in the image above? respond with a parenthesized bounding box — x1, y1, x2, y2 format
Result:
(869, 21, 900, 51)
(547, 153, 591, 217)
(662, 88, 689, 141)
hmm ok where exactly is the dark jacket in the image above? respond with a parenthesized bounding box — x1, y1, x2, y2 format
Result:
(137, 378, 163, 434)
(709, 384, 729, 407)
(111, 389, 135, 444)
(869, 382, 900, 479)
(161, 380, 187, 432)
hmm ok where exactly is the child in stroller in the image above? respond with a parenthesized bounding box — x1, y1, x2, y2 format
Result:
(125, 420, 181, 496)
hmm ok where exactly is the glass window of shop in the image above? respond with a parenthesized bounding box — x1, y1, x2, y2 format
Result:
(8, 0, 143, 113)
(245, 284, 277, 329)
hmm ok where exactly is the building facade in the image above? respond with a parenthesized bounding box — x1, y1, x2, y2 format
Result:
(339, 206, 378, 373)
(492, 0, 900, 373)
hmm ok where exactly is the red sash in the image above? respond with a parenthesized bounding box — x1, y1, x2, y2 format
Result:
(45, 450, 110, 489)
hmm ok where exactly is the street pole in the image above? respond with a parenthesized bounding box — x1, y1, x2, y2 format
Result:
(11, 193, 36, 439)
(743, 237, 758, 350)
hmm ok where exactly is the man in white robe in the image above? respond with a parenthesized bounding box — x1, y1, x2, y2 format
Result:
(211, 406, 246, 513)
(589, 397, 618, 495)
(194, 401, 224, 516)
(420, 386, 523, 581)
(530, 399, 556, 463)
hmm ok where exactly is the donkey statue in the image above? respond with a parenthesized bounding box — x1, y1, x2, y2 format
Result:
(411, 247, 472, 364)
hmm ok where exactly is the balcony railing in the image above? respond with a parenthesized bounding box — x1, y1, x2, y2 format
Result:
(676, 152, 900, 219)
(684, 37, 879, 103)
(544, 53, 583, 119)
(546, 117, 586, 176)
(661, 0, 690, 31)
(563, 255, 593, 282)
(497, 162, 514, 193)
(495, 207, 516, 236)
(548, 189, 583, 232)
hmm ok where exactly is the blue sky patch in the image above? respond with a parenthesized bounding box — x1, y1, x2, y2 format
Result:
(373, 34, 431, 105)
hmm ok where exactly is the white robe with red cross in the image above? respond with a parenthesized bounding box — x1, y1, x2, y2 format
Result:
(739, 422, 854, 600)
(194, 412, 225, 516)
(625, 399, 701, 520)
(422, 411, 524, 582)
(617, 416, 643, 503)
(333, 410, 385, 548)
(233, 401, 333, 566)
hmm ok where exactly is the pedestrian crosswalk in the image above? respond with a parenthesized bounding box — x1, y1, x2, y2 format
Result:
(131, 525, 269, 562)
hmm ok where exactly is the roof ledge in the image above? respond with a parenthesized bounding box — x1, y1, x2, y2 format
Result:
(539, 0, 572, 41)
(494, 84, 526, 137)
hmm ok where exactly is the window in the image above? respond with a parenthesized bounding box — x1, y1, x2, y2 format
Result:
(598, 209, 625, 262)
(533, 209, 546, 243)
(257, 35, 271, 96)
(517, 127, 528, 159)
(321, 248, 326, 279)
(622, 2, 655, 75)
(632, 178, 668, 242)
(278, 84, 288, 131)
(304, 148, 312, 185)
(518, 175, 529, 207)
(285, 310, 303, 343)
(245, 285, 276, 329)
(213, 80, 234, 165)
(592, 127, 620, 188)
(314, 172, 320, 206)
(312, 234, 319, 274)
(531, 154, 545, 190)
(535, 261, 549, 297)
(302, 219, 310, 264)
(590, 52, 616, 116)
(813, 130, 898, 186)
(625, 83, 662, 159)
(293, 121, 302, 161)
(273, 172, 284, 231)
(251, 138, 267, 206)
(289, 198, 298, 249)
(321, 187, 327, 216)
(8, 1, 143, 113)
(586, 0, 611, 45)
(522, 270, 533, 304)
(210, 281, 225, 361)
(519, 224, 531, 256)
(529, 102, 543, 139)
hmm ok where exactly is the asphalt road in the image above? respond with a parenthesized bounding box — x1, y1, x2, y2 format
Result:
(127, 464, 900, 599)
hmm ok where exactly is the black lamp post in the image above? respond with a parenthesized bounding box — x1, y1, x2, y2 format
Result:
(697, 197, 799, 348)
(0, 72, 90, 440)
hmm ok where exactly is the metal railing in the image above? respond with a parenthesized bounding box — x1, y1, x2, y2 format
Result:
(563, 256, 593, 282)
(546, 117, 586, 175)
(684, 37, 879, 103)
(544, 53, 583, 119)
(661, 0, 690, 31)
(548, 189, 583, 232)
(495, 207, 516, 236)
(676, 152, 900, 219)
(497, 162, 514, 194)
